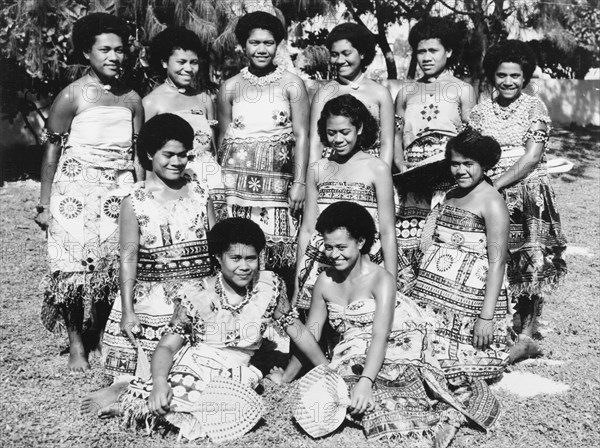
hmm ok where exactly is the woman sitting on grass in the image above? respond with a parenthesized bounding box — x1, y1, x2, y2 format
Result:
(411, 128, 511, 384)
(102, 113, 215, 379)
(83, 218, 328, 443)
(270, 202, 500, 445)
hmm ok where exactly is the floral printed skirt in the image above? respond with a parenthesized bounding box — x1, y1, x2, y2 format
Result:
(40, 153, 134, 333)
(498, 169, 567, 298)
(220, 133, 298, 269)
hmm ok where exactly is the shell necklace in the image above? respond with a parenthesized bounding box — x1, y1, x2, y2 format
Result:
(492, 93, 525, 120)
(242, 65, 284, 87)
(88, 70, 113, 91)
(215, 272, 254, 314)
(165, 77, 187, 94)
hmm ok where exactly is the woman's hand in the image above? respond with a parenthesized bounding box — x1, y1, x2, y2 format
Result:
(34, 210, 50, 231)
(147, 378, 172, 415)
(288, 182, 305, 215)
(349, 378, 375, 415)
(473, 317, 495, 350)
(120, 310, 142, 347)
(266, 366, 286, 385)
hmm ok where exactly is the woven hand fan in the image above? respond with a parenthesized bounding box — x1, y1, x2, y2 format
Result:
(293, 364, 350, 438)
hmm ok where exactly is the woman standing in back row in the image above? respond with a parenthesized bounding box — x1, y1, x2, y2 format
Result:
(394, 17, 475, 272)
(469, 40, 567, 362)
(309, 22, 395, 167)
(217, 11, 310, 285)
(35, 13, 144, 372)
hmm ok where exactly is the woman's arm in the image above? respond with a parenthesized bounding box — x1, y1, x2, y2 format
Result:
(291, 161, 320, 304)
(206, 197, 216, 229)
(492, 121, 547, 190)
(35, 88, 76, 230)
(287, 75, 310, 213)
(280, 275, 329, 383)
(147, 333, 185, 415)
(393, 86, 407, 172)
(132, 94, 145, 181)
(308, 85, 327, 164)
(377, 88, 395, 167)
(473, 194, 509, 349)
(118, 196, 141, 346)
(203, 93, 218, 152)
(350, 272, 395, 414)
(372, 161, 398, 277)
(216, 79, 234, 158)
(459, 82, 477, 123)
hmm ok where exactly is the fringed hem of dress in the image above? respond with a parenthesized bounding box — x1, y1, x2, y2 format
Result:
(40, 262, 119, 332)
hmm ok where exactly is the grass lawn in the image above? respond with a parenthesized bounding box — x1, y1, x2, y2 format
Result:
(1, 127, 598, 447)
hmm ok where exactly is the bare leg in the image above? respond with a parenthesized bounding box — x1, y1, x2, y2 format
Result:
(509, 295, 542, 363)
(81, 381, 129, 417)
(63, 303, 90, 372)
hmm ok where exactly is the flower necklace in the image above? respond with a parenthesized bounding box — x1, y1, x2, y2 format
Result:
(492, 93, 525, 120)
(165, 77, 187, 94)
(215, 272, 254, 314)
(241, 65, 284, 87)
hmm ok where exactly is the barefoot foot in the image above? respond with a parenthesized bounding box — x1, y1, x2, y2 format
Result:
(82, 381, 129, 417)
(509, 334, 543, 364)
(68, 350, 90, 373)
(99, 402, 125, 419)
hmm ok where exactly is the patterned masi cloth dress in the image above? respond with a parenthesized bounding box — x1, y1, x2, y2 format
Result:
(296, 181, 383, 310)
(219, 67, 297, 269)
(173, 109, 227, 222)
(103, 179, 212, 378)
(118, 271, 291, 441)
(412, 204, 511, 383)
(469, 94, 567, 297)
(323, 294, 501, 440)
(41, 106, 135, 332)
(397, 85, 463, 271)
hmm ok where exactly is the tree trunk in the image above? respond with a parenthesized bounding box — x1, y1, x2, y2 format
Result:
(376, 14, 397, 79)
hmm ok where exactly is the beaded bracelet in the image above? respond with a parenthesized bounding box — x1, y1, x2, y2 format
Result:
(292, 181, 306, 186)
(40, 129, 68, 146)
(275, 306, 300, 331)
(394, 115, 405, 131)
(358, 375, 375, 387)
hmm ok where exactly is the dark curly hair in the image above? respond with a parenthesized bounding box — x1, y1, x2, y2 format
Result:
(136, 113, 194, 171)
(317, 94, 378, 150)
(208, 218, 266, 256)
(149, 27, 206, 74)
(408, 17, 459, 60)
(72, 13, 130, 62)
(325, 22, 376, 69)
(234, 11, 286, 45)
(483, 40, 537, 87)
(316, 202, 376, 255)
(445, 127, 501, 170)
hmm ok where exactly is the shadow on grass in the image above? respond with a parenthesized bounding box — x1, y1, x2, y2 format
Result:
(0, 143, 43, 185)
(549, 125, 600, 180)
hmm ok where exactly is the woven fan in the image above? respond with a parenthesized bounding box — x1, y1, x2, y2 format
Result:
(293, 365, 350, 438)
(198, 377, 264, 443)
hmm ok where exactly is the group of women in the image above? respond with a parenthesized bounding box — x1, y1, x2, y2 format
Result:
(35, 10, 567, 446)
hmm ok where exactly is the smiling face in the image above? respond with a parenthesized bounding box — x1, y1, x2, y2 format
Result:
(449, 149, 485, 189)
(245, 28, 277, 70)
(217, 243, 260, 289)
(150, 140, 189, 182)
(494, 62, 524, 103)
(163, 48, 199, 88)
(330, 39, 363, 80)
(325, 115, 362, 157)
(84, 33, 125, 79)
(323, 228, 364, 272)
(415, 38, 451, 79)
